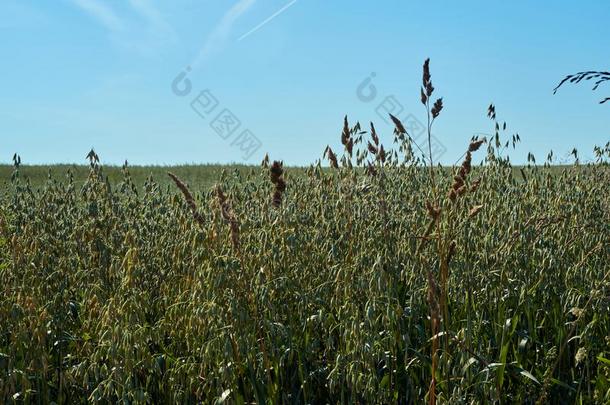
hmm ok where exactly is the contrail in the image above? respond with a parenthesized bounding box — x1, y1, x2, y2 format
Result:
(237, 0, 298, 41)
(192, 0, 256, 68)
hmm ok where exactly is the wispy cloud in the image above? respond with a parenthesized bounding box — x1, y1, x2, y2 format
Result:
(68, 0, 178, 54)
(127, 0, 176, 39)
(192, 0, 257, 69)
(69, 0, 124, 32)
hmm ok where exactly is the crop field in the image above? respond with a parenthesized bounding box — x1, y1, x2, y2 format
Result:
(1, 120, 609, 404)
(4, 0, 610, 402)
(0, 164, 573, 195)
(2, 56, 610, 404)
(0, 165, 251, 195)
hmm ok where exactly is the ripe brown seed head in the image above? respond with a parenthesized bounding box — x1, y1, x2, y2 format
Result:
(270, 161, 284, 182)
(366, 163, 378, 177)
(341, 116, 354, 156)
(370, 122, 379, 145)
(270, 160, 286, 208)
(261, 153, 270, 168)
(378, 145, 386, 163)
(431, 98, 443, 118)
(470, 178, 481, 193)
(468, 139, 486, 152)
(325, 146, 339, 169)
(341, 116, 350, 146)
(426, 200, 441, 219)
(167, 172, 205, 227)
(461, 152, 472, 177)
(452, 175, 464, 191)
(389, 114, 407, 135)
(422, 58, 435, 97)
(426, 82, 435, 97)
(368, 142, 378, 155)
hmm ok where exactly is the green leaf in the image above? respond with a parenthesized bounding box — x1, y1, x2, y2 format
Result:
(462, 357, 478, 374)
(597, 355, 610, 368)
(516, 367, 540, 385)
(550, 378, 575, 391)
(380, 374, 390, 389)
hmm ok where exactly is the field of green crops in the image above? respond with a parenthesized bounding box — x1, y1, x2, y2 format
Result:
(2, 127, 609, 404)
(0, 164, 251, 195)
(2, 70, 610, 405)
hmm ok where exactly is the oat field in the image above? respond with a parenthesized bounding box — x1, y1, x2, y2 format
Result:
(1, 65, 609, 404)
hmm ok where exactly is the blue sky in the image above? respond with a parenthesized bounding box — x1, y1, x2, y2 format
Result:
(1, 0, 608, 165)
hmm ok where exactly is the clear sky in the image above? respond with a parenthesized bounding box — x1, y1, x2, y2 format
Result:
(1, 0, 609, 165)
